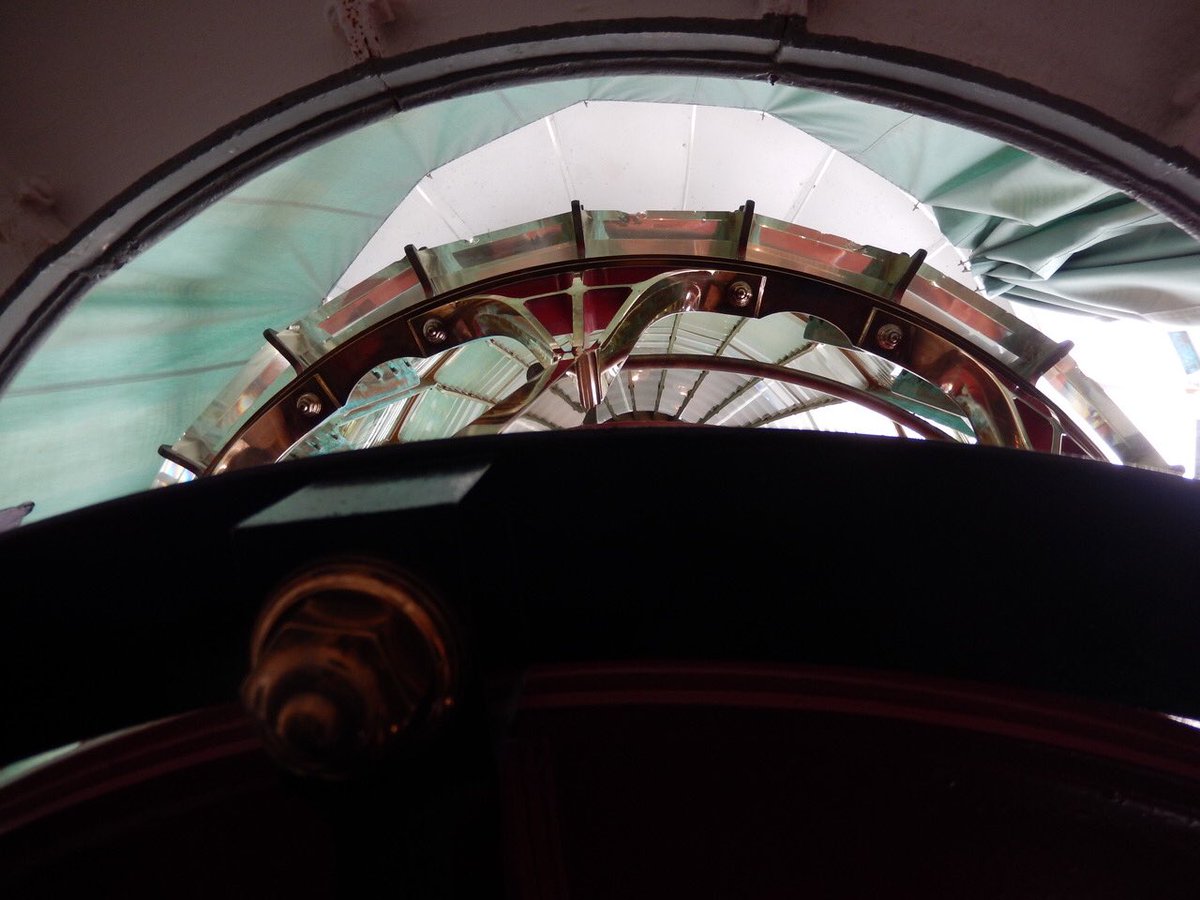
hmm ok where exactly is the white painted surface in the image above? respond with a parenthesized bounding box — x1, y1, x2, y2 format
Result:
(334, 101, 978, 294)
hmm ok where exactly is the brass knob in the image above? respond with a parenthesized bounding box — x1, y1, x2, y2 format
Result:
(242, 560, 459, 779)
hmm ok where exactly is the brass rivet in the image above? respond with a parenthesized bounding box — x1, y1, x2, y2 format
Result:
(876, 323, 903, 351)
(295, 392, 323, 416)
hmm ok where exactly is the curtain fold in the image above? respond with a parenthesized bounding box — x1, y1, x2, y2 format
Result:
(2, 74, 1194, 520)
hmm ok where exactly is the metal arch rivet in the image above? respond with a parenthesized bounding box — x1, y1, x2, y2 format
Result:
(296, 392, 323, 416)
(423, 318, 448, 343)
(728, 281, 753, 308)
(876, 323, 903, 351)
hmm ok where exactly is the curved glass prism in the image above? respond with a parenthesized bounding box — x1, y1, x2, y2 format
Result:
(157, 204, 1168, 485)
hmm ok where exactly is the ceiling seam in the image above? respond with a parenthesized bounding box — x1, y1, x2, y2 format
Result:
(786, 146, 835, 223)
(413, 182, 472, 242)
(680, 105, 699, 209)
(544, 115, 578, 203)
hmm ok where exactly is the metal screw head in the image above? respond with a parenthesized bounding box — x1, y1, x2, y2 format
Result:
(875, 323, 904, 351)
(423, 318, 448, 343)
(295, 392, 323, 417)
(728, 281, 753, 308)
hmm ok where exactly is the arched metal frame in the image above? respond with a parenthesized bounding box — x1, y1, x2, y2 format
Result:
(159, 203, 1149, 480)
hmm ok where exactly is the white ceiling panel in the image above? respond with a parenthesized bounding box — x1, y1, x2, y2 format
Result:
(549, 100, 693, 213)
(331, 184, 466, 293)
(414, 118, 572, 237)
(332, 100, 984, 301)
(682, 107, 832, 218)
(331, 100, 974, 301)
(792, 150, 947, 256)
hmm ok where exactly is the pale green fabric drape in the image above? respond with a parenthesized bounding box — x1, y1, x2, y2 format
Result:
(2, 75, 1195, 521)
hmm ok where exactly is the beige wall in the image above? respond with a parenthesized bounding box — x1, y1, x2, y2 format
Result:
(1, 0, 1197, 297)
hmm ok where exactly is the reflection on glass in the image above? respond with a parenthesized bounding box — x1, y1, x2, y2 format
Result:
(586, 209, 740, 258)
(418, 212, 579, 294)
(279, 337, 537, 461)
(157, 205, 1162, 484)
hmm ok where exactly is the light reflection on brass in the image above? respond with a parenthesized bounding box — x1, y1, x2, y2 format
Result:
(242, 559, 459, 779)
(209, 260, 1081, 471)
(163, 206, 1165, 478)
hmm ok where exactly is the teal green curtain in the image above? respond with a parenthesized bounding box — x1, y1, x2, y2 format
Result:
(2, 74, 1194, 521)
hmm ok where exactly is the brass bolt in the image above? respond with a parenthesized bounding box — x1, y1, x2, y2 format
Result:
(876, 323, 903, 351)
(423, 318, 448, 344)
(242, 560, 459, 779)
(728, 281, 753, 308)
(295, 392, 323, 416)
